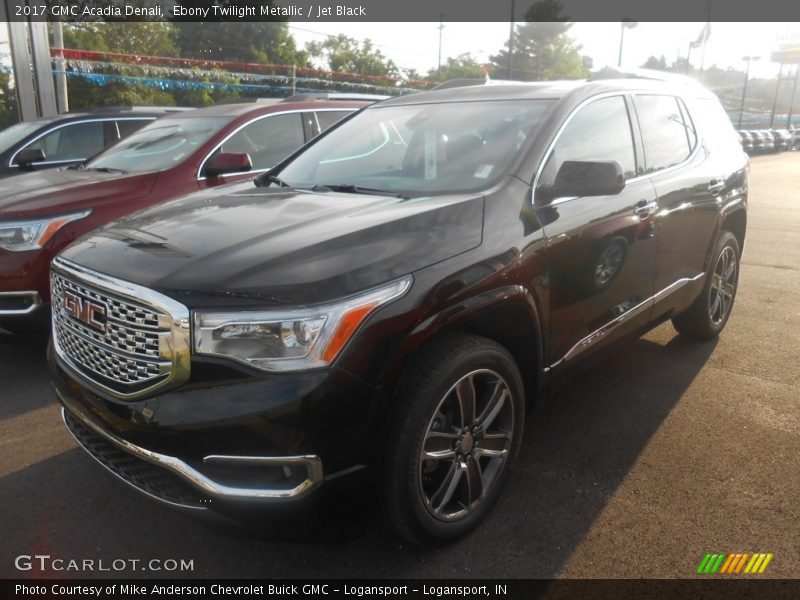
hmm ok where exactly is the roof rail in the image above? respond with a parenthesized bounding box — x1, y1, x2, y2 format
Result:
(430, 78, 532, 91)
(282, 93, 390, 103)
(589, 67, 702, 86)
(89, 106, 191, 113)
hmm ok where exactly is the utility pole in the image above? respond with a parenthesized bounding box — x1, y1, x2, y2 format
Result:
(508, 0, 515, 79)
(769, 63, 785, 129)
(437, 16, 444, 78)
(52, 19, 69, 113)
(737, 55, 759, 129)
(787, 64, 799, 129)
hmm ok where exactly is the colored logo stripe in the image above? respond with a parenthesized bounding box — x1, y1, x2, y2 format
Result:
(697, 553, 773, 575)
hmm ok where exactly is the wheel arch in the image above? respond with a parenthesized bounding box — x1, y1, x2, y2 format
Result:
(383, 285, 546, 406)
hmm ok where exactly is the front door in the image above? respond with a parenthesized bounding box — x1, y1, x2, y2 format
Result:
(534, 94, 658, 368)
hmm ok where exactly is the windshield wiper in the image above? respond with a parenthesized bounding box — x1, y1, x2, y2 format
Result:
(312, 183, 409, 200)
(254, 171, 290, 188)
(84, 167, 128, 174)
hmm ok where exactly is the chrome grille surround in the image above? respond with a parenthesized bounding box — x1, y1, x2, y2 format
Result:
(51, 257, 191, 400)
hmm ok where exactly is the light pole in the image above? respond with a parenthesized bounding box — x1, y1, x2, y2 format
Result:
(738, 55, 760, 129)
(508, 0, 516, 79)
(618, 20, 637, 67)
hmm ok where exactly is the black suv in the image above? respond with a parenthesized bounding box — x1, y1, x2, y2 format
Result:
(0, 107, 185, 177)
(50, 78, 747, 544)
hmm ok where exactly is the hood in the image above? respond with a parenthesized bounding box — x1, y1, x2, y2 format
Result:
(60, 185, 485, 307)
(0, 169, 159, 218)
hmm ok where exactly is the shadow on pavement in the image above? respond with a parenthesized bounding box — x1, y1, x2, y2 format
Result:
(0, 328, 718, 578)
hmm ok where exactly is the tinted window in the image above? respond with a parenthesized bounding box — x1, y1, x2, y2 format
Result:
(0, 121, 46, 154)
(316, 110, 354, 133)
(635, 95, 693, 172)
(19, 121, 105, 163)
(539, 95, 637, 188)
(279, 100, 554, 196)
(87, 117, 230, 174)
(213, 113, 305, 172)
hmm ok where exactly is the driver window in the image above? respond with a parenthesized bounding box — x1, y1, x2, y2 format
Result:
(209, 113, 304, 173)
(538, 96, 637, 191)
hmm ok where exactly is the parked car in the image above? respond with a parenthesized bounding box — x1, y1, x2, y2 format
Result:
(749, 130, 770, 153)
(771, 129, 792, 152)
(50, 78, 747, 544)
(0, 107, 185, 178)
(737, 130, 754, 153)
(791, 126, 800, 149)
(0, 95, 374, 333)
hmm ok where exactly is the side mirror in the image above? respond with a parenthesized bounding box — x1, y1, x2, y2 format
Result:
(16, 148, 46, 170)
(205, 152, 252, 178)
(543, 160, 625, 201)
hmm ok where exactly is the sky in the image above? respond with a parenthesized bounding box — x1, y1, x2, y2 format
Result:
(2, 21, 798, 80)
(288, 22, 800, 79)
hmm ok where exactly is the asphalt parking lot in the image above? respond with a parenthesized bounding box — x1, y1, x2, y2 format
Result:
(1, 152, 798, 579)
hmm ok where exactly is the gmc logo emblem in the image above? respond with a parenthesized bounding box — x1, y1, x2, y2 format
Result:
(61, 290, 107, 332)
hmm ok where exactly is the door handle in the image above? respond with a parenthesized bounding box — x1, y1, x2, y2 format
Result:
(708, 180, 725, 194)
(633, 200, 658, 218)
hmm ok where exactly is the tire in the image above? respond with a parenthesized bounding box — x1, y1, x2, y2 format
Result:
(672, 230, 740, 341)
(383, 334, 525, 545)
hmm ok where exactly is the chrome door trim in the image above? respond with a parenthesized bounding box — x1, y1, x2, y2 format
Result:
(8, 117, 156, 167)
(549, 272, 705, 369)
(532, 90, 702, 207)
(196, 107, 357, 181)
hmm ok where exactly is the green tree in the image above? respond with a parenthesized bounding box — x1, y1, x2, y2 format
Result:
(489, 0, 588, 81)
(641, 55, 668, 70)
(306, 34, 400, 79)
(174, 22, 307, 66)
(61, 22, 178, 109)
(427, 53, 485, 81)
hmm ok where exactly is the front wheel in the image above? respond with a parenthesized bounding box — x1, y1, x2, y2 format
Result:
(383, 334, 525, 545)
(672, 230, 740, 341)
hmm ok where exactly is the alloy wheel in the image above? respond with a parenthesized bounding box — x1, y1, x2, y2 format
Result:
(418, 369, 515, 522)
(709, 245, 737, 326)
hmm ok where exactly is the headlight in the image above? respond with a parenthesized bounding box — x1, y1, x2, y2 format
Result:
(0, 210, 92, 252)
(193, 276, 412, 372)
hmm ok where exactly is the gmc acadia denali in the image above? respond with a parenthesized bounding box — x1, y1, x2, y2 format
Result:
(49, 78, 747, 544)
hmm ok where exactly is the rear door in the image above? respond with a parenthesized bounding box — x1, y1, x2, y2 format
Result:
(536, 94, 659, 367)
(634, 93, 728, 312)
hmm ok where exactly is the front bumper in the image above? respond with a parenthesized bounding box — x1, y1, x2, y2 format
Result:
(50, 342, 381, 511)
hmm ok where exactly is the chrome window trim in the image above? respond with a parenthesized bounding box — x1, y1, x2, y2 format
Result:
(532, 90, 703, 207)
(8, 117, 156, 167)
(51, 256, 191, 401)
(196, 107, 356, 181)
(58, 402, 324, 503)
(549, 273, 705, 369)
(0, 291, 42, 316)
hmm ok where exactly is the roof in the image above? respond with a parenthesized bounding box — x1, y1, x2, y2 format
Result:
(377, 76, 717, 108)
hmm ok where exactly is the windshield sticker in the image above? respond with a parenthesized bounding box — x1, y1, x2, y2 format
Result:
(474, 164, 494, 179)
(424, 130, 437, 180)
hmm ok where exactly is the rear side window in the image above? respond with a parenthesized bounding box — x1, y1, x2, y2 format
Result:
(315, 110, 354, 133)
(214, 113, 305, 171)
(634, 95, 694, 173)
(539, 95, 637, 187)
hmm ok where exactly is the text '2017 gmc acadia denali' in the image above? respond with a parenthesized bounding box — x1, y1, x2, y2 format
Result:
(49, 78, 747, 544)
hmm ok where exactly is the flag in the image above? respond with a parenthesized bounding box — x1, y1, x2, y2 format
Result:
(690, 23, 711, 49)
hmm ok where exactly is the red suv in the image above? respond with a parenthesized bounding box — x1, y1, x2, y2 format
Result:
(0, 95, 375, 333)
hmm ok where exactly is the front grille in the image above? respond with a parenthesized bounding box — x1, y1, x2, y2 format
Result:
(51, 259, 190, 399)
(64, 410, 207, 509)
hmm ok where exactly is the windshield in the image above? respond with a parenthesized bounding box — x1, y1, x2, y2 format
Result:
(85, 116, 231, 173)
(278, 99, 554, 196)
(0, 121, 48, 154)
